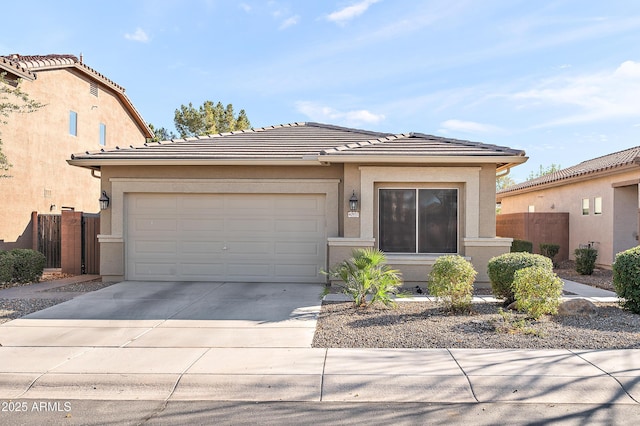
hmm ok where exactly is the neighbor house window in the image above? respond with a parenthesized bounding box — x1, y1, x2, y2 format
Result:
(99, 123, 106, 146)
(528, 205, 535, 213)
(90, 82, 98, 97)
(69, 111, 77, 136)
(594, 197, 602, 215)
(379, 188, 458, 254)
(582, 198, 590, 215)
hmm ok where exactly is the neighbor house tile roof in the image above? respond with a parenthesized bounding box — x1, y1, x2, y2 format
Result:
(69, 122, 526, 168)
(0, 54, 152, 138)
(498, 145, 640, 194)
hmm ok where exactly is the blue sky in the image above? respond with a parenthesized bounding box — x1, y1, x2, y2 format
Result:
(2, 0, 640, 182)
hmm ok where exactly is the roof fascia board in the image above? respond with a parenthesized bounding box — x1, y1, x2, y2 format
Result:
(320, 155, 528, 165)
(67, 158, 328, 169)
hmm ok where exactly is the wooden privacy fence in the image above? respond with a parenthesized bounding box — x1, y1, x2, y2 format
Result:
(35, 213, 61, 268)
(32, 211, 100, 274)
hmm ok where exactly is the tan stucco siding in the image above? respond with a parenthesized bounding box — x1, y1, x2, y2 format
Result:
(499, 169, 640, 265)
(0, 69, 147, 248)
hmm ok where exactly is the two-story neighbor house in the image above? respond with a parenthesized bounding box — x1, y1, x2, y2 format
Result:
(0, 54, 152, 251)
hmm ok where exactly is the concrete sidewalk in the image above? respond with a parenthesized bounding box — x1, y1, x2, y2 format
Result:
(0, 278, 637, 406)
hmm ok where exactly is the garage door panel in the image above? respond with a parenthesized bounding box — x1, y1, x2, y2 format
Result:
(127, 193, 327, 282)
(132, 218, 178, 233)
(275, 219, 322, 233)
(133, 240, 178, 255)
(226, 263, 273, 278)
(180, 218, 225, 232)
(275, 264, 320, 277)
(180, 241, 224, 255)
(134, 262, 177, 278)
(275, 242, 320, 255)
(179, 262, 226, 278)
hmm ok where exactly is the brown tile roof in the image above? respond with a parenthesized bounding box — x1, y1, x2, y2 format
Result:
(499, 145, 640, 194)
(69, 122, 526, 168)
(0, 54, 152, 138)
(0, 56, 36, 80)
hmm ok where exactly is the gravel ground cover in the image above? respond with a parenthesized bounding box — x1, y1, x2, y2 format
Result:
(312, 301, 640, 349)
(313, 263, 638, 350)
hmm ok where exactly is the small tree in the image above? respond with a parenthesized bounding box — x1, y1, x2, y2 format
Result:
(174, 100, 251, 137)
(1, 72, 45, 177)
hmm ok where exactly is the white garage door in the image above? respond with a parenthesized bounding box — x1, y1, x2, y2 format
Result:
(126, 193, 327, 282)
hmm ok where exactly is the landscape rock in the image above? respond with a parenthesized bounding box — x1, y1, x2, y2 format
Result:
(557, 298, 598, 316)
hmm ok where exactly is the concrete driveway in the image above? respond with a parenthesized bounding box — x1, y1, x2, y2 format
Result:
(2, 281, 323, 348)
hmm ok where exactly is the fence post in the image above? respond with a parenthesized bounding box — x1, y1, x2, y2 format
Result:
(61, 210, 83, 275)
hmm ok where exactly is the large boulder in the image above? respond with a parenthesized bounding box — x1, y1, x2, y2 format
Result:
(557, 299, 597, 316)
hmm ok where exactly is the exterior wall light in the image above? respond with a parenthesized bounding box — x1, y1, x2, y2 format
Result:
(99, 190, 110, 210)
(349, 191, 359, 212)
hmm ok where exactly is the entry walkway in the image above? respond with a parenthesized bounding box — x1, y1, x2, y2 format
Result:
(0, 278, 636, 405)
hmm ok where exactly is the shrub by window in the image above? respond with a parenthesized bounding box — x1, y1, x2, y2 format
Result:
(511, 239, 533, 253)
(428, 255, 477, 313)
(487, 252, 553, 305)
(379, 188, 457, 254)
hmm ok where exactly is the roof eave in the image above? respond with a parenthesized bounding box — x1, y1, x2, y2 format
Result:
(497, 162, 640, 200)
(321, 154, 528, 166)
(67, 158, 329, 169)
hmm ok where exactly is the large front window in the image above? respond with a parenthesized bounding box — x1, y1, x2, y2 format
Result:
(379, 188, 458, 253)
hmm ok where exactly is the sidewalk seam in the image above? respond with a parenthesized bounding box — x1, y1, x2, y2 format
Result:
(447, 348, 479, 403)
(319, 348, 328, 401)
(570, 349, 640, 405)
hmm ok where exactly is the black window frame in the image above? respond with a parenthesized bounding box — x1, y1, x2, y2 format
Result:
(378, 188, 459, 254)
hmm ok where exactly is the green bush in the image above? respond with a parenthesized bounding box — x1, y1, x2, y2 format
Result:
(487, 252, 553, 304)
(513, 266, 563, 319)
(511, 239, 533, 253)
(613, 246, 640, 314)
(0, 251, 14, 284)
(575, 247, 598, 275)
(539, 243, 560, 264)
(325, 248, 403, 308)
(428, 255, 477, 313)
(9, 249, 46, 283)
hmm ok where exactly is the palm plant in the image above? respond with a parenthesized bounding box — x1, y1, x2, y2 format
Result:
(326, 248, 403, 308)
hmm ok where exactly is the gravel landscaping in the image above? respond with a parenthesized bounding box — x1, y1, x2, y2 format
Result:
(313, 263, 640, 350)
(312, 300, 640, 349)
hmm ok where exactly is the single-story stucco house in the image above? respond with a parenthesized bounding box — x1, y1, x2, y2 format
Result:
(68, 122, 527, 285)
(497, 146, 640, 267)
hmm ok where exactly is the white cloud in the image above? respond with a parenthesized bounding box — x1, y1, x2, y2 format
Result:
(279, 15, 300, 30)
(512, 60, 640, 127)
(296, 101, 385, 125)
(438, 119, 503, 134)
(326, 0, 381, 25)
(239, 3, 251, 13)
(124, 28, 149, 43)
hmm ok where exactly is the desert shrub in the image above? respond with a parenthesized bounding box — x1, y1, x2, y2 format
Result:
(513, 266, 563, 319)
(9, 249, 46, 283)
(539, 243, 560, 264)
(325, 248, 403, 308)
(511, 239, 533, 253)
(487, 252, 553, 304)
(0, 251, 14, 284)
(613, 246, 640, 314)
(428, 255, 477, 313)
(575, 247, 598, 275)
